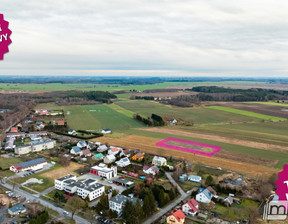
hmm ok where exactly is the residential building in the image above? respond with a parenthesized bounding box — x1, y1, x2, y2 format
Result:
(100, 128, 112, 134)
(90, 164, 117, 179)
(30, 135, 42, 141)
(108, 147, 121, 156)
(170, 118, 177, 125)
(93, 153, 104, 160)
(70, 146, 83, 156)
(68, 129, 77, 135)
(55, 174, 77, 190)
(10, 127, 18, 132)
(77, 141, 87, 149)
(15, 138, 56, 155)
(120, 149, 131, 157)
(109, 194, 139, 215)
(104, 154, 116, 164)
(97, 145, 108, 152)
(82, 149, 91, 157)
(182, 198, 199, 216)
(152, 156, 167, 167)
(10, 158, 47, 172)
(58, 120, 65, 126)
(4, 136, 15, 150)
(116, 157, 131, 167)
(8, 204, 27, 216)
(188, 175, 202, 183)
(131, 152, 145, 161)
(196, 187, 214, 203)
(166, 209, 186, 224)
(143, 165, 159, 176)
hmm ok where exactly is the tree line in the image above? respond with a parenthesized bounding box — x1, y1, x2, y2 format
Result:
(133, 113, 165, 126)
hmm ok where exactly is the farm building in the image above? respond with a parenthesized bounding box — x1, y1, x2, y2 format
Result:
(182, 198, 199, 216)
(166, 209, 186, 224)
(90, 164, 117, 180)
(188, 175, 202, 183)
(8, 204, 27, 216)
(152, 156, 167, 167)
(10, 158, 47, 173)
(115, 157, 131, 167)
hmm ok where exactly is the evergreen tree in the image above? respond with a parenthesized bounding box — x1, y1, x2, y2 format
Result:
(206, 175, 214, 186)
(169, 188, 175, 200)
(122, 200, 136, 224)
(134, 199, 144, 223)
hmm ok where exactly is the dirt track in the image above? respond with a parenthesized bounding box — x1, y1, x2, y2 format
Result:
(94, 135, 279, 177)
(139, 127, 288, 153)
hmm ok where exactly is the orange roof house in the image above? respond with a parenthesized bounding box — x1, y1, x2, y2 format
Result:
(131, 152, 145, 161)
(10, 127, 18, 132)
(58, 120, 65, 126)
(167, 209, 186, 224)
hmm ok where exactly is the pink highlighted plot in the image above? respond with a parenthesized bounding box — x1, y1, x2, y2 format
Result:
(155, 137, 221, 157)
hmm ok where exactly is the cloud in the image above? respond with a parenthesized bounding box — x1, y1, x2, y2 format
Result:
(1, 0, 288, 77)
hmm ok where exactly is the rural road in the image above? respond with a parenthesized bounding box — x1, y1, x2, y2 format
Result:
(143, 172, 189, 224)
(0, 182, 90, 224)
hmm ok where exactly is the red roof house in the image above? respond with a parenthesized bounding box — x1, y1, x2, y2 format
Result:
(167, 209, 186, 224)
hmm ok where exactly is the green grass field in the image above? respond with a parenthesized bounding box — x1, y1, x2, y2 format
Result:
(244, 101, 288, 107)
(115, 100, 263, 125)
(122, 129, 288, 169)
(35, 103, 144, 131)
(208, 106, 286, 121)
(0, 157, 22, 170)
(0, 81, 266, 92)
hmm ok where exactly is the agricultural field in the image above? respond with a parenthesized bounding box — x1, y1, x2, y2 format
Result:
(208, 106, 286, 121)
(35, 103, 144, 131)
(0, 81, 267, 92)
(115, 100, 263, 125)
(208, 103, 288, 120)
(94, 133, 280, 177)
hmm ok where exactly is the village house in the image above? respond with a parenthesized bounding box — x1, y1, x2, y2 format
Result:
(143, 165, 159, 176)
(68, 129, 77, 135)
(182, 198, 199, 216)
(104, 154, 116, 164)
(8, 204, 27, 216)
(166, 209, 186, 224)
(93, 153, 104, 160)
(109, 194, 139, 215)
(90, 163, 117, 180)
(196, 187, 216, 203)
(70, 146, 83, 156)
(115, 157, 131, 167)
(131, 152, 145, 161)
(97, 145, 108, 152)
(82, 149, 92, 157)
(4, 136, 15, 151)
(170, 118, 177, 125)
(120, 149, 131, 157)
(10, 127, 18, 132)
(57, 120, 65, 126)
(152, 156, 167, 167)
(100, 128, 112, 134)
(10, 158, 47, 173)
(77, 141, 88, 149)
(108, 147, 121, 156)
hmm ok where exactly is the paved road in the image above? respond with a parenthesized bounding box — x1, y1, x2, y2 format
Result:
(1, 182, 90, 224)
(143, 172, 189, 224)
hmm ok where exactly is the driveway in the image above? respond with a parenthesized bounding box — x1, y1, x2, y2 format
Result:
(143, 172, 189, 224)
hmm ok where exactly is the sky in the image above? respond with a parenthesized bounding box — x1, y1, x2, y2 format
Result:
(1, 0, 288, 77)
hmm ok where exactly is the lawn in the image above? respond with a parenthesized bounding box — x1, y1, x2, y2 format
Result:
(115, 100, 262, 125)
(244, 101, 288, 107)
(0, 157, 22, 170)
(208, 106, 286, 121)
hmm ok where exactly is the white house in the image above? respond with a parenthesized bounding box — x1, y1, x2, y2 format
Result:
(10, 158, 47, 173)
(170, 118, 177, 125)
(70, 146, 83, 156)
(104, 154, 116, 164)
(109, 194, 139, 215)
(8, 204, 27, 216)
(182, 198, 199, 216)
(97, 145, 108, 152)
(100, 129, 112, 134)
(143, 165, 159, 176)
(77, 141, 87, 149)
(90, 164, 117, 180)
(152, 156, 167, 167)
(115, 157, 131, 167)
(196, 188, 214, 203)
(68, 129, 77, 135)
